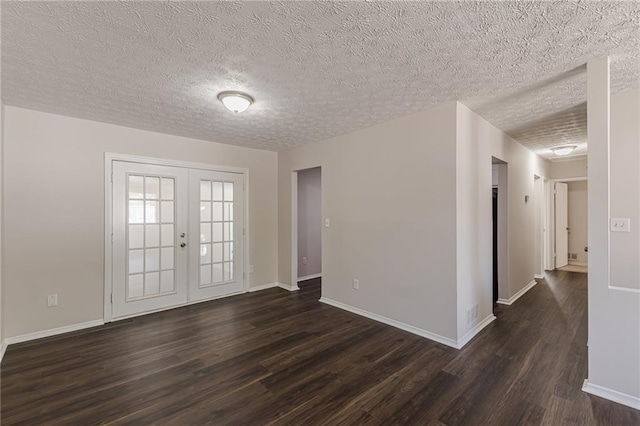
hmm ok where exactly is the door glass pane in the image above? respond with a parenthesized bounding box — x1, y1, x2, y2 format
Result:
(128, 274, 144, 299)
(161, 224, 174, 246)
(223, 262, 232, 281)
(145, 272, 160, 295)
(224, 242, 233, 261)
(129, 175, 144, 199)
(200, 265, 211, 286)
(145, 248, 160, 271)
(161, 201, 174, 223)
(212, 182, 223, 201)
(212, 263, 223, 283)
(129, 225, 144, 249)
(212, 222, 223, 242)
(145, 201, 159, 223)
(201, 202, 211, 222)
(161, 178, 174, 200)
(200, 244, 211, 264)
(145, 224, 160, 247)
(160, 271, 174, 293)
(161, 247, 174, 270)
(200, 223, 211, 243)
(212, 202, 223, 221)
(200, 181, 211, 201)
(145, 177, 160, 199)
(224, 182, 233, 201)
(212, 243, 223, 263)
(129, 250, 144, 274)
(129, 200, 144, 224)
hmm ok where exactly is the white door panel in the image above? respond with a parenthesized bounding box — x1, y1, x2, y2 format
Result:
(555, 182, 569, 268)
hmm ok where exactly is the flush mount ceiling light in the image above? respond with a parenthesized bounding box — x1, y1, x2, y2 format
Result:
(551, 145, 578, 156)
(217, 91, 254, 113)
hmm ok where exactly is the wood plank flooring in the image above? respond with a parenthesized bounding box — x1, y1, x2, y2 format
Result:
(2, 273, 639, 425)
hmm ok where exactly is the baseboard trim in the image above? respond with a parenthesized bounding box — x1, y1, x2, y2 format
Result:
(534, 274, 545, 280)
(457, 314, 497, 348)
(247, 282, 279, 292)
(0, 340, 7, 364)
(496, 280, 537, 306)
(569, 261, 588, 267)
(4, 319, 105, 346)
(319, 297, 460, 349)
(582, 379, 640, 410)
(277, 282, 300, 292)
(297, 273, 322, 282)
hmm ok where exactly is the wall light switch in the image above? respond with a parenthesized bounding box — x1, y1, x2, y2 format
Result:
(611, 218, 631, 232)
(47, 294, 58, 307)
(249, 265, 254, 274)
(324, 218, 331, 228)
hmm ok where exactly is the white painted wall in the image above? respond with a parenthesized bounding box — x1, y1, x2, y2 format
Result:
(567, 181, 588, 265)
(549, 158, 588, 179)
(0, 101, 4, 349)
(279, 102, 459, 342)
(456, 103, 549, 339)
(533, 176, 544, 277)
(3, 107, 278, 339)
(297, 167, 322, 279)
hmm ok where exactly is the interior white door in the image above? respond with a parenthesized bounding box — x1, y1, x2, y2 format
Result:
(555, 182, 569, 268)
(188, 169, 245, 301)
(112, 161, 189, 318)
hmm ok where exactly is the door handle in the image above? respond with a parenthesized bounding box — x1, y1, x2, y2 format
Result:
(180, 243, 186, 248)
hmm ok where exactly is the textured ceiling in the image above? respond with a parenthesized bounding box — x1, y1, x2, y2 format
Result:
(2, 1, 639, 155)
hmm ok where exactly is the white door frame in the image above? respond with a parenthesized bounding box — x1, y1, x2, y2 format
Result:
(104, 153, 250, 323)
(545, 176, 587, 271)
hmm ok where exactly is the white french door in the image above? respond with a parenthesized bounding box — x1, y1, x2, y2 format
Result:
(111, 160, 245, 320)
(555, 182, 569, 268)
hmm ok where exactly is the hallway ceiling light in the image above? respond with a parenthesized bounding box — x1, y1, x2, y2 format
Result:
(217, 91, 254, 113)
(551, 145, 578, 156)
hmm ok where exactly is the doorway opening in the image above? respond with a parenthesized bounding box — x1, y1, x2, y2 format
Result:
(534, 175, 545, 279)
(492, 158, 508, 305)
(291, 167, 322, 292)
(549, 178, 588, 273)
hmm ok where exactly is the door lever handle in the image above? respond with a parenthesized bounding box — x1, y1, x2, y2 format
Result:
(180, 243, 186, 248)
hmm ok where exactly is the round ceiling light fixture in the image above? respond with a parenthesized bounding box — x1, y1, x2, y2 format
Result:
(551, 145, 578, 156)
(217, 91, 254, 113)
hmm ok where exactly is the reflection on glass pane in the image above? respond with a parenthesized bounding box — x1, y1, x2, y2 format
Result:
(161, 201, 174, 223)
(145, 272, 160, 295)
(224, 182, 233, 201)
(200, 181, 211, 201)
(200, 265, 212, 286)
(223, 262, 232, 281)
(223, 242, 234, 261)
(228, 262, 235, 281)
(145, 224, 160, 247)
(161, 247, 174, 270)
(201, 202, 211, 222)
(212, 243, 223, 263)
(223, 223, 230, 242)
(229, 222, 234, 241)
(129, 176, 144, 199)
(200, 243, 211, 265)
(129, 250, 144, 274)
(161, 178, 174, 200)
(212, 263, 223, 283)
(145, 201, 159, 223)
(145, 177, 160, 199)
(160, 271, 174, 293)
(129, 200, 144, 224)
(212, 202, 223, 221)
(161, 224, 174, 246)
(223, 203, 230, 221)
(128, 274, 144, 298)
(145, 248, 160, 271)
(212, 223, 223, 242)
(200, 223, 211, 243)
(212, 182, 223, 201)
(129, 225, 144, 249)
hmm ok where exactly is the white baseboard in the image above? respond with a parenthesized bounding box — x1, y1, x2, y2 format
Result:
(4, 319, 105, 346)
(319, 297, 460, 349)
(457, 314, 497, 348)
(247, 282, 279, 292)
(569, 261, 588, 267)
(534, 274, 545, 280)
(277, 282, 300, 292)
(497, 280, 537, 306)
(297, 273, 322, 282)
(582, 379, 640, 410)
(0, 340, 7, 364)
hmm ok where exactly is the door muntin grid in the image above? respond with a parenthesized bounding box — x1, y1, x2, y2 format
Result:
(199, 180, 235, 287)
(126, 174, 177, 300)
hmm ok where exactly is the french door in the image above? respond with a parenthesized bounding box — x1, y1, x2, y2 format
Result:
(111, 160, 244, 320)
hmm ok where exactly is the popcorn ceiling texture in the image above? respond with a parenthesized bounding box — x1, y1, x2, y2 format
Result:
(2, 1, 638, 156)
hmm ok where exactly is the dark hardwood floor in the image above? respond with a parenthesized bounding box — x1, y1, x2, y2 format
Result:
(2, 273, 639, 425)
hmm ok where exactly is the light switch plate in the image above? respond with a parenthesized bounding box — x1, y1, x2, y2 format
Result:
(611, 218, 631, 232)
(324, 218, 330, 228)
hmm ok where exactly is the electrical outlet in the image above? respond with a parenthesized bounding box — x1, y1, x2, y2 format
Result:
(302, 256, 308, 265)
(47, 294, 58, 307)
(249, 265, 254, 274)
(352, 279, 359, 290)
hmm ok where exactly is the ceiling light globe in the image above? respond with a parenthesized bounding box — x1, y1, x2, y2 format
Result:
(218, 91, 253, 113)
(551, 145, 578, 156)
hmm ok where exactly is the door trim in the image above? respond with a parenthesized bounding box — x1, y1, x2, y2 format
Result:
(103, 153, 250, 323)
